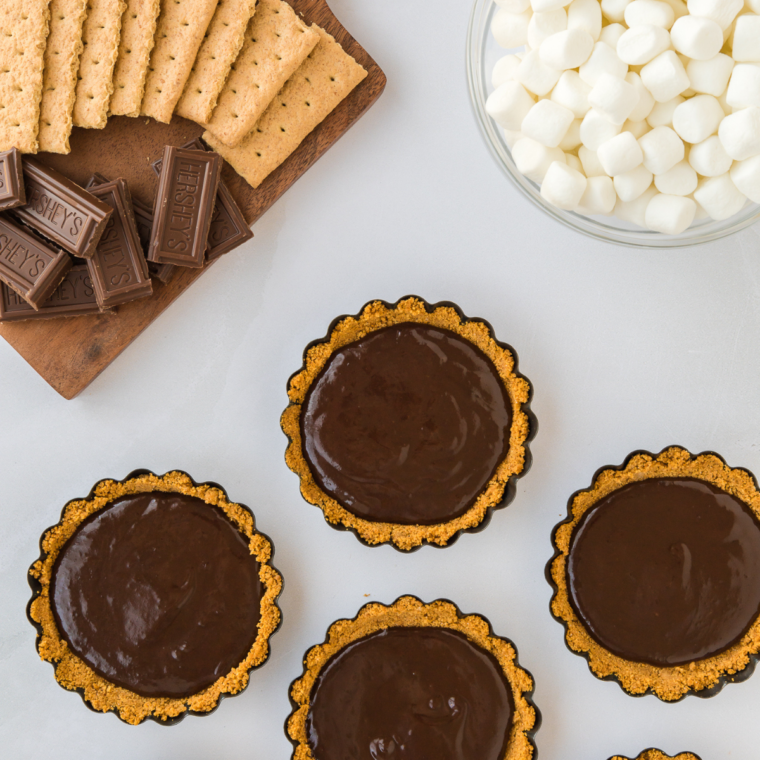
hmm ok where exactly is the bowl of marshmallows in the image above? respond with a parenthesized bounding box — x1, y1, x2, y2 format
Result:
(466, 0, 760, 246)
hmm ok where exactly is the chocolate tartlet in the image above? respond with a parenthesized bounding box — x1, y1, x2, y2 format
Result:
(28, 470, 283, 724)
(286, 596, 539, 760)
(548, 446, 760, 700)
(281, 296, 535, 551)
(608, 752, 701, 760)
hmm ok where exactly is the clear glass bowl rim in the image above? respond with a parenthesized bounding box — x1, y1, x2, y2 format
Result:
(466, 0, 760, 249)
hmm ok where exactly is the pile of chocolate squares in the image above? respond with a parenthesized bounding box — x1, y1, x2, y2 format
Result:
(0, 139, 252, 322)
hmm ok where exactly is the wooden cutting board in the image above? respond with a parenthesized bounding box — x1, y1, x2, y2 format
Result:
(0, 0, 386, 399)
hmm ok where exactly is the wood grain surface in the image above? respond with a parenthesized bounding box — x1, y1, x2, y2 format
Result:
(0, 0, 386, 399)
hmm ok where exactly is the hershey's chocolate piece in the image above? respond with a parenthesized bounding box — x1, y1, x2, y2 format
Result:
(0, 215, 72, 309)
(152, 139, 253, 260)
(13, 158, 113, 259)
(207, 179, 254, 261)
(148, 146, 221, 268)
(0, 264, 102, 321)
(0, 148, 26, 211)
(132, 196, 176, 284)
(87, 179, 153, 308)
(85, 172, 109, 190)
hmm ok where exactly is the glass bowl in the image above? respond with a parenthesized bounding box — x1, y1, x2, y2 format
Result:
(466, 0, 760, 248)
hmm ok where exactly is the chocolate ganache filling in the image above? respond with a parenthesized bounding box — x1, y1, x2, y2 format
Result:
(50, 491, 263, 698)
(300, 324, 512, 525)
(307, 627, 514, 760)
(568, 477, 760, 666)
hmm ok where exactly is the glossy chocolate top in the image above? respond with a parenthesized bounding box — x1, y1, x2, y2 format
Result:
(50, 491, 263, 698)
(568, 477, 760, 666)
(307, 627, 513, 760)
(301, 323, 512, 525)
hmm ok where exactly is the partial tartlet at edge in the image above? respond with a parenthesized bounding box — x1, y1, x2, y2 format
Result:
(281, 296, 535, 551)
(548, 446, 760, 701)
(286, 595, 540, 760)
(27, 470, 283, 725)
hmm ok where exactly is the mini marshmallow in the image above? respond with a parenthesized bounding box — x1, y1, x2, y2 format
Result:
(644, 193, 697, 232)
(495, 0, 532, 12)
(730, 155, 760, 201)
(718, 106, 760, 158)
(726, 63, 760, 108)
(614, 185, 658, 225)
(624, 0, 676, 29)
(531, 0, 574, 11)
(521, 99, 576, 146)
(565, 153, 584, 172)
(672, 94, 724, 142)
(646, 96, 685, 127)
(614, 163, 654, 198)
(623, 118, 651, 137)
(579, 41, 629, 85)
(580, 107, 624, 149)
(748, 0, 760, 12)
(579, 144, 608, 174)
(654, 159, 698, 193)
(616, 24, 672, 65)
(492, 55, 522, 88)
(639, 125, 685, 173)
(588, 71, 640, 123)
(688, 134, 734, 174)
(528, 9, 568, 50)
(504, 129, 524, 148)
(670, 15, 723, 59)
(602, 0, 633, 23)
(597, 130, 645, 174)
(540, 160, 588, 208)
(686, 53, 734, 96)
(540, 28, 595, 69)
(693, 173, 747, 218)
(600, 22, 628, 48)
(577, 175, 617, 213)
(517, 51, 563, 96)
(512, 138, 568, 182)
(551, 70, 592, 116)
(559, 118, 583, 149)
(731, 14, 760, 61)
(491, 9, 532, 48)
(626, 72, 656, 120)
(486, 81, 536, 131)
(567, 0, 603, 40)
(686, 0, 743, 30)
(640, 50, 691, 102)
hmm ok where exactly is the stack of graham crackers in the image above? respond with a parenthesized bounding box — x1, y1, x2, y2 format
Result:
(0, 0, 367, 189)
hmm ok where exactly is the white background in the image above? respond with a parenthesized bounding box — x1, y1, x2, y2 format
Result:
(2, 1, 760, 758)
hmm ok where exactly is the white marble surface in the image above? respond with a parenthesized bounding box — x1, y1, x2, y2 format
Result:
(3, 1, 760, 758)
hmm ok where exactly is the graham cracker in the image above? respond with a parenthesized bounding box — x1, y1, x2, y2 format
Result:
(73, 0, 127, 129)
(38, 0, 89, 153)
(175, 0, 257, 125)
(109, 0, 161, 117)
(0, 1, 52, 153)
(204, 25, 367, 189)
(140, 0, 219, 123)
(201, 0, 319, 147)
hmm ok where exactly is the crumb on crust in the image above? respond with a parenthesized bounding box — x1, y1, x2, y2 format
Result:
(281, 297, 532, 551)
(610, 752, 701, 760)
(29, 471, 282, 725)
(286, 596, 537, 760)
(550, 446, 760, 701)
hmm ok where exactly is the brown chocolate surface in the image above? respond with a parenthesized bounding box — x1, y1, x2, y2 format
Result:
(307, 626, 513, 760)
(0, 148, 25, 210)
(568, 477, 760, 667)
(50, 491, 263, 699)
(301, 323, 512, 525)
(0, 264, 100, 321)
